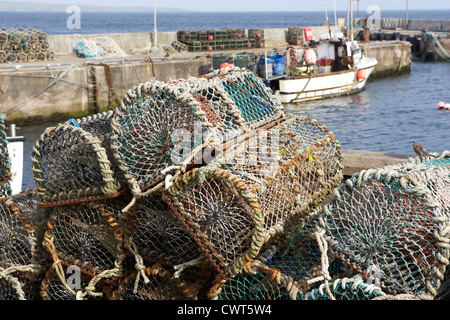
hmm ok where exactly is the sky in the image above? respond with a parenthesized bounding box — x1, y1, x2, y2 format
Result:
(5, 0, 450, 12)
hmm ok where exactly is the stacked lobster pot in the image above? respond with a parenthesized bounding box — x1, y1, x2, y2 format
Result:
(31, 111, 131, 300)
(207, 150, 450, 300)
(4, 67, 344, 300)
(0, 28, 55, 63)
(313, 151, 450, 300)
(109, 68, 343, 299)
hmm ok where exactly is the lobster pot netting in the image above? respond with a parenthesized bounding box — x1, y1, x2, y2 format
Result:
(0, 114, 11, 197)
(191, 68, 284, 132)
(213, 115, 343, 230)
(43, 195, 130, 296)
(117, 264, 207, 300)
(319, 151, 450, 298)
(208, 257, 301, 300)
(207, 213, 356, 300)
(32, 112, 126, 207)
(0, 189, 46, 300)
(41, 265, 112, 300)
(300, 275, 386, 300)
(124, 194, 204, 270)
(111, 70, 284, 197)
(163, 115, 343, 279)
(163, 166, 262, 278)
(0, 275, 41, 300)
(111, 80, 215, 196)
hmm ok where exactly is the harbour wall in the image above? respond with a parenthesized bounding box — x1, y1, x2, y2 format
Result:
(353, 18, 450, 33)
(1, 26, 412, 125)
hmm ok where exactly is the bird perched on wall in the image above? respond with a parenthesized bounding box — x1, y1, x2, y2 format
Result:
(411, 141, 435, 157)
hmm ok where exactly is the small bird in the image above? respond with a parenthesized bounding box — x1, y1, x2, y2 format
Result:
(411, 141, 433, 157)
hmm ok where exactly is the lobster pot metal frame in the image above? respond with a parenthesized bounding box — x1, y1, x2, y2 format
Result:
(42, 195, 130, 298)
(32, 112, 126, 207)
(319, 150, 450, 298)
(163, 115, 343, 279)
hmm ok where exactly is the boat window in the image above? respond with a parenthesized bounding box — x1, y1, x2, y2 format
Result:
(337, 46, 345, 57)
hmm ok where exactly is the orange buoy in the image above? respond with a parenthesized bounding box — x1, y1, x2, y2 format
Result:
(437, 101, 445, 109)
(357, 69, 370, 81)
(304, 48, 317, 66)
(220, 62, 235, 69)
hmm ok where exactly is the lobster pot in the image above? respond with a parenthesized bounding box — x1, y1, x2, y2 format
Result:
(164, 116, 343, 279)
(0, 275, 41, 300)
(0, 189, 45, 300)
(117, 264, 206, 300)
(0, 114, 11, 197)
(213, 115, 343, 228)
(40, 265, 111, 300)
(211, 213, 356, 301)
(199, 69, 284, 131)
(262, 224, 354, 290)
(0, 28, 53, 64)
(111, 80, 220, 195)
(42, 195, 130, 294)
(319, 151, 450, 298)
(164, 166, 262, 278)
(32, 113, 126, 207)
(300, 275, 386, 300)
(124, 194, 204, 269)
(111, 70, 284, 196)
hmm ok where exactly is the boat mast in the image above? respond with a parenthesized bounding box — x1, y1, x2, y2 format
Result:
(350, 0, 354, 42)
(323, 0, 331, 36)
(346, 0, 350, 38)
(333, 0, 338, 32)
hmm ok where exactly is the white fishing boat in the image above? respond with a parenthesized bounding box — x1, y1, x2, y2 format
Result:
(4, 123, 24, 195)
(268, 0, 378, 104)
(276, 38, 378, 103)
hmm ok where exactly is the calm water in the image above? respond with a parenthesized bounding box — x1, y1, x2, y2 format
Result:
(1, 10, 449, 190)
(0, 10, 449, 34)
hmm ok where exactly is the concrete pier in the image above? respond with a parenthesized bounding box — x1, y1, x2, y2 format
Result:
(341, 149, 410, 178)
(0, 26, 414, 125)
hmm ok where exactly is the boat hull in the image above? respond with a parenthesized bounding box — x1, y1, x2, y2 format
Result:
(278, 59, 377, 104)
(6, 136, 24, 195)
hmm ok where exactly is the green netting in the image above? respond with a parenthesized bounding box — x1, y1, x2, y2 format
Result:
(200, 68, 284, 130)
(301, 275, 386, 300)
(319, 151, 450, 298)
